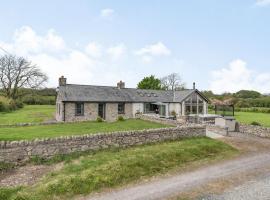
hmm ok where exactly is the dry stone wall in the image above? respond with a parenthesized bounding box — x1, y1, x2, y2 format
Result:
(136, 114, 181, 126)
(239, 124, 270, 138)
(0, 126, 205, 164)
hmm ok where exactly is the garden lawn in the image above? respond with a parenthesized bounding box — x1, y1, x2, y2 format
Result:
(0, 119, 170, 141)
(0, 137, 237, 200)
(234, 112, 270, 127)
(0, 105, 55, 124)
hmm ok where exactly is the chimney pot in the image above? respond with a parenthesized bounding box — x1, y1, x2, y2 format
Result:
(117, 80, 125, 89)
(59, 76, 67, 86)
(193, 82, 196, 89)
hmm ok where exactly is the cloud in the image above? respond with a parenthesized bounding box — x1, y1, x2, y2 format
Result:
(209, 59, 270, 94)
(1, 26, 66, 55)
(255, 0, 270, 6)
(0, 26, 129, 87)
(134, 42, 171, 63)
(85, 42, 102, 58)
(106, 44, 126, 61)
(100, 8, 115, 20)
(135, 42, 171, 56)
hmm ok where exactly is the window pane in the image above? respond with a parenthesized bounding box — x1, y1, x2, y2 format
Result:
(118, 103, 125, 114)
(75, 103, 84, 116)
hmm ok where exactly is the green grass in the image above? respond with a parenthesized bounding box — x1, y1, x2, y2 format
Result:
(0, 105, 55, 124)
(234, 111, 270, 127)
(0, 137, 237, 200)
(209, 109, 270, 127)
(0, 119, 170, 141)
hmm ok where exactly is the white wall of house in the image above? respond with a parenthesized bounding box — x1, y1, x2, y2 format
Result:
(203, 101, 208, 114)
(132, 103, 144, 117)
(168, 103, 181, 116)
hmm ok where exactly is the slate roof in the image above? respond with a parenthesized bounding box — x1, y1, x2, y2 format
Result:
(57, 84, 208, 103)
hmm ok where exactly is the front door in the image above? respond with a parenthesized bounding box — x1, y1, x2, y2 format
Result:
(98, 103, 105, 119)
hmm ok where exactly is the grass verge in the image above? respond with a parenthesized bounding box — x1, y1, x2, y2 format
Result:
(1, 137, 238, 200)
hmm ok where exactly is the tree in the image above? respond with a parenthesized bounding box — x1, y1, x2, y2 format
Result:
(137, 75, 162, 90)
(160, 73, 185, 90)
(0, 55, 48, 99)
(235, 90, 261, 99)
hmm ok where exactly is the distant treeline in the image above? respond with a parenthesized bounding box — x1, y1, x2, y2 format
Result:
(0, 88, 56, 112)
(202, 90, 270, 109)
(19, 88, 56, 105)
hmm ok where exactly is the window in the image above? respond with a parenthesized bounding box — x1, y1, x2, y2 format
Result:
(198, 106, 203, 114)
(75, 102, 84, 116)
(118, 103, 125, 114)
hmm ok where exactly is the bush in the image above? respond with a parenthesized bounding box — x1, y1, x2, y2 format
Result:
(235, 107, 270, 113)
(22, 95, 55, 105)
(117, 116, 125, 121)
(250, 121, 261, 126)
(0, 96, 24, 112)
(96, 116, 103, 122)
(171, 110, 176, 117)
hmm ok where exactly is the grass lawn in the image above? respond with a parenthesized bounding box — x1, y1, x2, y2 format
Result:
(0, 119, 170, 141)
(0, 105, 55, 124)
(234, 111, 270, 127)
(0, 137, 237, 200)
(209, 109, 270, 127)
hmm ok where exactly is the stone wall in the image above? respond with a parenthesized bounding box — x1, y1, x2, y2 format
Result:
(136, 114, 182, 126)
(105, 103, 118, 122)
(0, 126, 205, 164)
(206, 125, 229, 136)
(65, 102, 98, 122)
(239, 124, 270, 138)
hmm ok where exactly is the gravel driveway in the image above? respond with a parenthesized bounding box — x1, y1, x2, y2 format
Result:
(81, 133, 270, 200)
(204, 174, 270, 200)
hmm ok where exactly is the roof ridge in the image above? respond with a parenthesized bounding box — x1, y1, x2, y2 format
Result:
(65, 84, 193, 92)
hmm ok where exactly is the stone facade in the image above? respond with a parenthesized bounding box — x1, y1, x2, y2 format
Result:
(105, 103, 118, 122)
(0, 126, 206, 164)
(56, 102, 133, 122)
(65, 103, 98, 122)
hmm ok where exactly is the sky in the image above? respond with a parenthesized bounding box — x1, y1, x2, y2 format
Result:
(0, 0, 270, 94)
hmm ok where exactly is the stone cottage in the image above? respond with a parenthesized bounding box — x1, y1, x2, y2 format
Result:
(55, 76, 209, 122)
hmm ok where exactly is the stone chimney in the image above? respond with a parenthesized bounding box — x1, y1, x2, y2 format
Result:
(59, 76, 67, 86)
(117, 80, 125, 89)
(193, 82, 196, 89)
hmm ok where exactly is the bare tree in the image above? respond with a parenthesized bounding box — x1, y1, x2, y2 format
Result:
(0, 55, 48, 99)
(160, 73, 185, 91)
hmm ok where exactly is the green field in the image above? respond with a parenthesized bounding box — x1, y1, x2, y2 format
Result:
(0, 105, 55, 124)
(209, 109, 270, 127)
(0, 137, 237, 200)
(235, 111, 270, 127)
(0, 119, 170, 141)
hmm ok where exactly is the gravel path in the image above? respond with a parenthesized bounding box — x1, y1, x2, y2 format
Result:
(204, 174, 270, 200)
(82, 152, 270, 200)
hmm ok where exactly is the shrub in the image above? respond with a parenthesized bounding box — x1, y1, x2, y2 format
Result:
(22, 95, 55, 105)
(96, 116, 103, 122)
(250, 121, 261, 126)
(117, 116, 125, 121)
(171, 110, 176, 117)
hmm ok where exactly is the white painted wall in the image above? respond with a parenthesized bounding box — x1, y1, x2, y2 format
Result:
(132, 103, 144, 117)
(168, 103, 181, 116)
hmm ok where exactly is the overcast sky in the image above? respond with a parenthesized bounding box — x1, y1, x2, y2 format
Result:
(0, 0, 270, 94)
